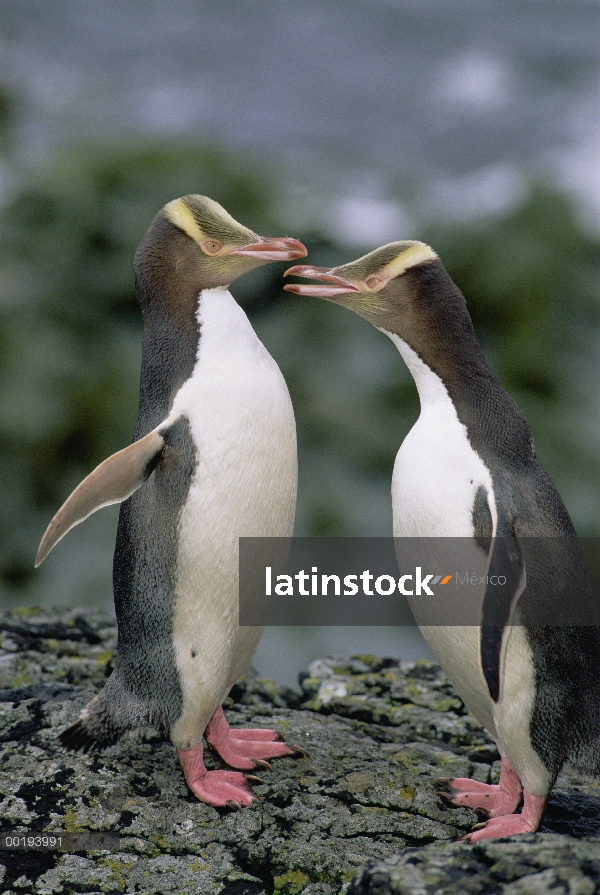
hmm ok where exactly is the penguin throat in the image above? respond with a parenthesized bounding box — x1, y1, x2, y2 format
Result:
(382, 327, 534, 469)
(381, 330, 454, 411)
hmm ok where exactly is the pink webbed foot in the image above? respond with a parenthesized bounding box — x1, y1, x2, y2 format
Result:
(177, 741, 262, 809)
(205, 705, 309, 771)
(435, 754, 523, 818)
(461, 790, 548, 842)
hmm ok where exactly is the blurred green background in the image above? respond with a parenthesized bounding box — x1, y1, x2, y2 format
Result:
(0, 1, 599, 682)
(2, 126, 599, 604)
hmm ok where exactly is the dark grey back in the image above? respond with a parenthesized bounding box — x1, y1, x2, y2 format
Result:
(108, 213, 204, 734)
(112, 416, 196, 734)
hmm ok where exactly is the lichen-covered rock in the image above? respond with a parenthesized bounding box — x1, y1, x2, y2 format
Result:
(348, 835, 600, 894)
(0, 610, 599, 894)
(299, 655, 493, 748)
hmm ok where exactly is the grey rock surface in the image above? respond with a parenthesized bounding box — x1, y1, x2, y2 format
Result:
(0, 608, 598, 894)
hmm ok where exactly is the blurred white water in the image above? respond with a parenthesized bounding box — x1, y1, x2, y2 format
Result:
(0, 0, 598, 225)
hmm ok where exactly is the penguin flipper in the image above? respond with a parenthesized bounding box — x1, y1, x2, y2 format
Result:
(480, 526, 526, 702)
(35, 428, 165, 567)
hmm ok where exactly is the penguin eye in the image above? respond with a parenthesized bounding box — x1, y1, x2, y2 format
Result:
(201, 239, 222, 256)
(365, 276, 383, 290)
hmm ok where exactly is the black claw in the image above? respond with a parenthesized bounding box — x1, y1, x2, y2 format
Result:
(246, 775, 265, 785)
(254, 759, 274, 771)
(433, 778, 453, 794)
(226, 800, 243, 811)
(290, 744, 310, 759)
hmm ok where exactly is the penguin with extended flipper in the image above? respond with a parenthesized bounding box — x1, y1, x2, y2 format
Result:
(285, 243, 600, 840)
(36, 195, 308, 809)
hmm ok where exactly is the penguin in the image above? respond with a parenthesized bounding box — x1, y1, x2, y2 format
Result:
(284, 243, 600, 840)
(35, 195, 308, 809)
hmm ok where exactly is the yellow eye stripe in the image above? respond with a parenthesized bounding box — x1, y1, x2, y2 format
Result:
(379, 242, 438, 283)
(164, 195, 256, 247)
(164, 198, 207, 244)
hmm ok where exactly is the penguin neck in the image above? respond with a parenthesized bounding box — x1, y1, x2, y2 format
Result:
(135, 286, 256, 436)
(380, 265, 497, 415)
(384, 261, 499, 404)
(134, 277, 203, 436)
(379, 264, 533, 464)
(384, 332, 461, 414)
(195, 286, 252, 354)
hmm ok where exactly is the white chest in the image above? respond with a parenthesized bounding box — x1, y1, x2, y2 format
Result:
(168, 288, 297, 747)
(385, 332, 498, 730)
(384, 333, 495, 538)
(170, 287, 297, 538)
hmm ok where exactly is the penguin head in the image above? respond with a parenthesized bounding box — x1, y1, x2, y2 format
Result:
(134, 195, 307, 311)
(285, 241, 481, 381)
(284, 241, 445, 332)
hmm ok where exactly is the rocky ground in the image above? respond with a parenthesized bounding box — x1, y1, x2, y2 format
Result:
(0, 608, 599, 894)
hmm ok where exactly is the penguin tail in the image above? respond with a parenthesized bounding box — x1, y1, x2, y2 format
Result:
(59, 719, 105, 752)
(568, 728, 600, 779)
(59, 676, 135, 751)
(565, 673, 600, 778)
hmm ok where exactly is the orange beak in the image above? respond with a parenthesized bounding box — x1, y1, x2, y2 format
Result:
(230, 237, 307, 262)
(283, 265, 361, 298)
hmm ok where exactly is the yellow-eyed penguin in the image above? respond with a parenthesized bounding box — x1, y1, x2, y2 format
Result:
(284, 243, 600, 840)
(36, 195, 308, 808)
